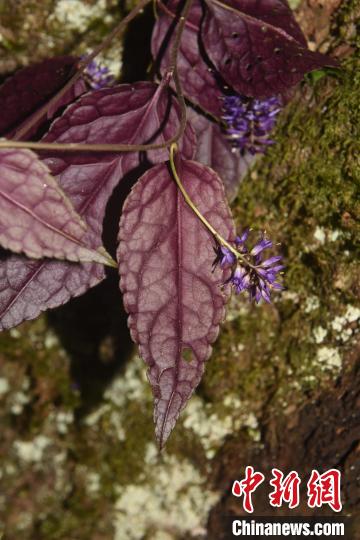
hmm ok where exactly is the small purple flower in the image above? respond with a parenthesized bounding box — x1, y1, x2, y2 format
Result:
(213, 245, 236, 268)
(82, 58, 115, 90)
(214, 230, 284, 303)
(235, 228, 250, 251)
(231, 266, 251, 294)
(221, 94, 281, 155)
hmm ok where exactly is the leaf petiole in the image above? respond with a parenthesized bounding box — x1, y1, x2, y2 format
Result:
(169, 143, 255, 269)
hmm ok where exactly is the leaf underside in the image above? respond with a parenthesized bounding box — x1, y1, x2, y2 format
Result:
(0, 149, 111, 265)
(118, 158, 236, 447)
(0, 252, 104, 331)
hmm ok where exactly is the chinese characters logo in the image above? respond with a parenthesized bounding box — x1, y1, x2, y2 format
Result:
(232, 467, 342, 513)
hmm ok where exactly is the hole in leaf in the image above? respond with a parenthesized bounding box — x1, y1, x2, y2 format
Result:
(246, 63, 252, 71)
(224, 57, 231, 65)
(231, 32, 239, 38)
(182, 348, 194, 363)
(274, 48, 281, 54)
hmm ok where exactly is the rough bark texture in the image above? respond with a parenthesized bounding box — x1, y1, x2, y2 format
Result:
(0, 1, 359, 539)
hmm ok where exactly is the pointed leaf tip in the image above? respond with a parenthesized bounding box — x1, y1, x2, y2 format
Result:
(118, 158, 236, 446)
(203, 0, 339, 98)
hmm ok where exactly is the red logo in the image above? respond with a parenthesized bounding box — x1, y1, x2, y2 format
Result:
(232, 467, 342, 513)
(269, 468, 301, 509)
(307, 469, 342, 512)
(232, 466, 265, 513)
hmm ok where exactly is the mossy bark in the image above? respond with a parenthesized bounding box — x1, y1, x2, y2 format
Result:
(206, 0, 360, 532)
(0, 1, 359, 539)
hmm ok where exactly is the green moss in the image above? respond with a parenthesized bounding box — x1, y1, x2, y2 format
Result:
(100, 400, 154, 488)
(202, 44, 360, 417)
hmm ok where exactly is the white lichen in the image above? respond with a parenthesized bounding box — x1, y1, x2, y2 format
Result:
(113, 448, 219, 540)
(345, 306, 360, 323)
(55, 411, 74, 434)
(316, 346, 342, 372)
(104, 355, 149, 408)
(9, 328, 21, 338)
(44, 330, 60, 349)
(83, 403, 110, 427)
(304, 295, 320, 313)
(313, 325, 328, 344)
(183, 398, 233, 459)
(52, 0, 111, 33)
(13, 435, 51, 463)
(83, 355, 150, 446)
(109, 410, 126, 441)
(313, 226, 326, 245)
(10, 390, 31, 415)
(86, 471, 101, 495)
(328, 229, 342, 242)
(282, 291, 300, 303)
(0, 377, 10, 397)
(183, 396, 259, 458)
(331, 305, 360, 342)
(311, 227, 344, 248)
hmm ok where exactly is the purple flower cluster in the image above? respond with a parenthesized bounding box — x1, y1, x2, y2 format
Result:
(222, 95, 281, 155)
(82, 59, 115, 90)
(214, 229, 284, 303)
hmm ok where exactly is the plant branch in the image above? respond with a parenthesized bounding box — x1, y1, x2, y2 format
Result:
(166, 0, 194, 149)
(14, 0, 152, 142)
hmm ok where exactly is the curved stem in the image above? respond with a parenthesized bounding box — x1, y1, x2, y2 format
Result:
(167, 0, 194, 149)
(14, 0, 152, 142)
(169, 144, 255, 269)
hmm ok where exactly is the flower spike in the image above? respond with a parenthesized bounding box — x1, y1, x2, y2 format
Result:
(214, 229, 284, 303)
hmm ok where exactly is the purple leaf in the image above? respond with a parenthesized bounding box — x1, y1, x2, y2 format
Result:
(0, 149, 113, 265)
(0, 56, 86, 139)
(217, 0, 308, 46)
(187, 108, 256, 201)
(0, 81, 195, 330)
(0, 252, 104, 331)
(202, 0, 339, 97)
(151, 0, 224, 117)
(118, 158, 236, 447)
(42, 81, 196, 164)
